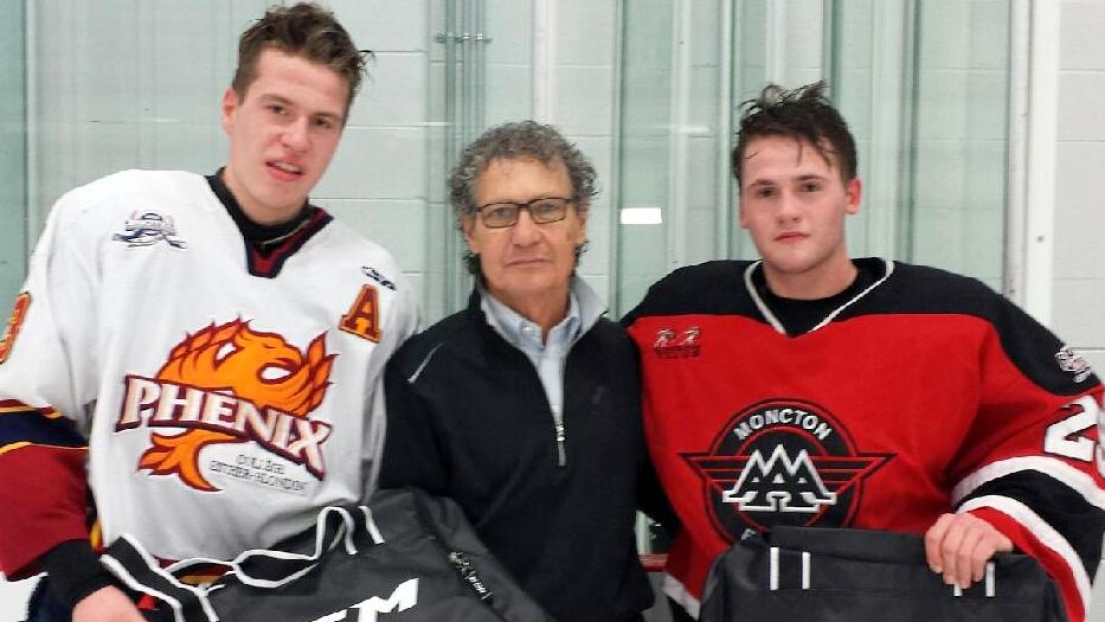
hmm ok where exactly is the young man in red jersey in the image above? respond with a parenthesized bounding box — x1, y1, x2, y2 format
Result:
(623, 81, 1104, 622)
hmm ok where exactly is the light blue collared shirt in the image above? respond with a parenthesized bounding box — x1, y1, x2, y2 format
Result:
(480, 277, 606, 465)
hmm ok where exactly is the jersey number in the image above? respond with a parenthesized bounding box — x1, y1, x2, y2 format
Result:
(1044, 395, 1105, 477)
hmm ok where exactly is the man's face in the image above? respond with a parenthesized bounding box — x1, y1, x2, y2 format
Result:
(463, 157, 587, 315)
(738, 135, 861, 298)
(221, 48, 349, 225)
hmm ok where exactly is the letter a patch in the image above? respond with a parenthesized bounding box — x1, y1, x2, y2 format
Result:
(0, 293, 31, 364)
(340, 285, 382, 343)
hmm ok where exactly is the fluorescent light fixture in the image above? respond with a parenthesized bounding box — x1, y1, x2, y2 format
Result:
(620, 207, 663, 225)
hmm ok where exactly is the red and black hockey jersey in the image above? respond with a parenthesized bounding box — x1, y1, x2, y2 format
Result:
(622, 258, 1105, 622)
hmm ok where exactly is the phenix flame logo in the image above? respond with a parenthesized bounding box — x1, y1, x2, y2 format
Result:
(116, 320, 336, 491)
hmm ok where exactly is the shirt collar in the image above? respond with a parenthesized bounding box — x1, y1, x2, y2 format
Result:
(478, 276, 605, 350)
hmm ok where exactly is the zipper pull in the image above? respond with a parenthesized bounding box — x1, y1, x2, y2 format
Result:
(555, 422, 566, 467)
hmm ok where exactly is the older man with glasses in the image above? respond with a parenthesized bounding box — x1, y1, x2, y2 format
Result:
(379, 120, 671, 622)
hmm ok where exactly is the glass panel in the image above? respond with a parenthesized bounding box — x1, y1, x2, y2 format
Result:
(831, 0, 1011, 290)
(615, 0, 736, 315)
(425, 0, 534, 323)
(828, 1, 915, 261)
(615, 0, 674, 314)
(909, 1, 1010, 291)
(0, 1, 27, 310)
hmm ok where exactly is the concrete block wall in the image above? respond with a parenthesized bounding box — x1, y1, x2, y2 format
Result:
(1054, 0, 1105, 375)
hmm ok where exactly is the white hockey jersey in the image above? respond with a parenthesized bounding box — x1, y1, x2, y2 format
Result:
(0, 170, 419, 571)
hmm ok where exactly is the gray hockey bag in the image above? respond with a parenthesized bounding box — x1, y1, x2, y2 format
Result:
(699, 526, 1067, 622)
(100, 487, 556, 622)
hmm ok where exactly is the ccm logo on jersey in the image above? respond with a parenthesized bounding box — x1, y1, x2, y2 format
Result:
(362, 266, 396, 291)
(0, 292, 31, 364)
(116, 319, 335, 491)
(684, 399, 891, 541)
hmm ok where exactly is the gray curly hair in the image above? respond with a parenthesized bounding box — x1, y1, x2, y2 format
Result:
(448, 120, 598, 276)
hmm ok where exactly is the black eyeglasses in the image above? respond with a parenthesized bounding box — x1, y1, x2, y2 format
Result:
(475, 197, 575, 229)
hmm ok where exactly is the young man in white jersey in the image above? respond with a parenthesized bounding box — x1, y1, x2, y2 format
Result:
(0, 4, 418, 621)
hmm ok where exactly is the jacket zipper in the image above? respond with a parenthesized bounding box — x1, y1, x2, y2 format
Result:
(550, 356, 567, 467)
(554, 415, 566, 467)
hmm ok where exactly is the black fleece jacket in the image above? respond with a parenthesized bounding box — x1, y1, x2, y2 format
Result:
(380, 291, 658, 622)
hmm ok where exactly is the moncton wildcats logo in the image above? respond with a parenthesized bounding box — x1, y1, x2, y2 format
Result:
(684, 399, 892, 541)
(722, 445, 836, 512)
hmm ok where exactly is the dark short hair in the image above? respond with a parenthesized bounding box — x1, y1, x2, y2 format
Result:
(732, 81, 857, 187)
(232, 3, 369, 118)
(449, 120, 597, 276)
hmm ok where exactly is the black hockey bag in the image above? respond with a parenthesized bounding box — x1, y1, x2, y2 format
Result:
(698, 526, 1067, 622)
(100, 487, 556, 622)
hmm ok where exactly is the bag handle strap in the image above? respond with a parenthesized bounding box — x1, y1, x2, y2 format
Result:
(766, 545, 997, 597)
(99, 505, 390, 617)
(230, 504, 385, 589)
(358, 505, 385, 545)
